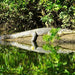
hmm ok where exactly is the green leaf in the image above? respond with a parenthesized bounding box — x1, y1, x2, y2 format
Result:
(63, 62, 67, 65)
(41, 15, 48, 22)
(64, 69, 69, 74)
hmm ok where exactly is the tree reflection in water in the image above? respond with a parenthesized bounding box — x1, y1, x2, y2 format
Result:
(0, 42, 75, 75)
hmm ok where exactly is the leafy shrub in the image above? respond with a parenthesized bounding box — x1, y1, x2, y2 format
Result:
(0, 0, 44, 34)
(40, 0, 75, 29)
(0, 0, 30, 33)
(59, 6, 75, 29)
(0, 0, 75, 34)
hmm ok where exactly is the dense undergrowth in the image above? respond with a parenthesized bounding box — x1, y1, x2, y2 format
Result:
(0, 0, 75, 34)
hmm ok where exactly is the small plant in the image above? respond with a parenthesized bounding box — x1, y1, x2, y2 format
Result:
(43, 28, 60, 43)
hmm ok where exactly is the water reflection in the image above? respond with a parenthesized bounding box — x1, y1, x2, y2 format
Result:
(0, 41, 75, 54)
(0, 41, 75, 74)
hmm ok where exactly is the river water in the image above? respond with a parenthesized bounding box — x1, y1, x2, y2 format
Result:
(0, 41, 75, 75)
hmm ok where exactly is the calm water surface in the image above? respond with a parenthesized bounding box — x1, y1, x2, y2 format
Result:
(0, 42, 75, 75)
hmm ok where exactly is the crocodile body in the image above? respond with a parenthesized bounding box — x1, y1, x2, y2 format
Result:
(0, 28, 51, 41)
(57, 29, 75, 36)
(0, 28, 75, 42)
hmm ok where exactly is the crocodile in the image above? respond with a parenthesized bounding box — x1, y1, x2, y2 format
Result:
(0, 41, 75, 53)
(0, 28, 51, 41)
(0, 28, 75, 42)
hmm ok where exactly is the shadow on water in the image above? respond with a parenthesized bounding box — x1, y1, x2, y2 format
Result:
(0, 41, 75, 75)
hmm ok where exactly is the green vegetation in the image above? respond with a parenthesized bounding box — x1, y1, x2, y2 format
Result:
(0, 0, 75, 74)
(43, 28, 60, 43)
(41, 0, 75, 28)
(0, 44, 75, 74)
(0, 0, 75, 34)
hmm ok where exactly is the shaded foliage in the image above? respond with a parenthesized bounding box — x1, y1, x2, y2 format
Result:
(0, 0, 44, 34)
(41, 0, 75, 29)
(0, 0, 75, 35)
